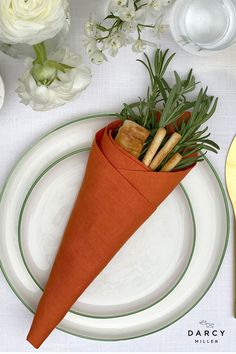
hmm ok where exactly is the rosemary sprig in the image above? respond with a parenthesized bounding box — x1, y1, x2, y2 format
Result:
(118, 49, 219, 170)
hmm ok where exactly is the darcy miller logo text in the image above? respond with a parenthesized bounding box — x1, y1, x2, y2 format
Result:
(188, 321, 225, 344)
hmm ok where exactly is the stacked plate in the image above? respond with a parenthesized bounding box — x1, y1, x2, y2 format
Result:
(0, 115, 229, 340)
(0, 75, 5, 111)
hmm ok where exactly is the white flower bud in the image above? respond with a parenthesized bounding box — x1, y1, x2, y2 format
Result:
(132, 39, 146, 53)
(31, 62, 58, 86)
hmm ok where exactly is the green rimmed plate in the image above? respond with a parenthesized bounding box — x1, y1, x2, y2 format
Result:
(17, 149, 196, 319)
(0, 114, 229, 341)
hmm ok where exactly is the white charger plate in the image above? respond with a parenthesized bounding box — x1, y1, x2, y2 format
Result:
(0, 114, 229, 341)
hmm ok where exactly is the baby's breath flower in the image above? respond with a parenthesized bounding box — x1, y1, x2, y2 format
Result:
(132, 39, 146, 52)
(152, 16, 169, 36)
(111, 0, 127, 7)
(85, 15, 99, 38)
(84, 0, 171, 64)
(84, 38, 98, 56)
(147, 0, 163, 12)
(122, 21, 134, 33)
(161, 0, 172, 6)
(118, 5, 136, 22)
(90, 50, 107, 65)
(132, 39, 156, 52)
(153, 23, 169, 35)
(104, 31, 132, 56)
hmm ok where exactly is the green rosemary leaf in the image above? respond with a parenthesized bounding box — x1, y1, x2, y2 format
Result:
(161, 52, 176, 77)
(155, 75, 168, 102)
(161, 78, 171, 93)
(119, 49, 219, 169)
(143, 53, 155, 79)
(136, 59, 155, 87)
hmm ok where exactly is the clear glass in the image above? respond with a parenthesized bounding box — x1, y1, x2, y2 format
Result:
(0, 10, 70, 59)
(171, 0, 236, 53)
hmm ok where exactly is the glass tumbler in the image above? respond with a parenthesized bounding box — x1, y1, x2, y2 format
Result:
(170, 0, 236, 54)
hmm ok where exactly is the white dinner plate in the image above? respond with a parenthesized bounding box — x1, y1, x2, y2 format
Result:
(0, 74, 5, 111)
(18, 149, 195, 318)
(0, 114, 229, 341)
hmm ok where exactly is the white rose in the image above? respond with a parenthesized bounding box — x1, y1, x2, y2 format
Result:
(0, 0, 68, 45)
(16, 48, 91, 111)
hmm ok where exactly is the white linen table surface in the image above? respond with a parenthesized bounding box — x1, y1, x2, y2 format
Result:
(0, 0, 236, 352)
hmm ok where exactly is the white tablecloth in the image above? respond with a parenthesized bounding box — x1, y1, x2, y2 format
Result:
(0, 0, 236, 352)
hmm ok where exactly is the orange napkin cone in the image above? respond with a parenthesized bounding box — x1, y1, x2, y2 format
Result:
(27, 120, 194, 348)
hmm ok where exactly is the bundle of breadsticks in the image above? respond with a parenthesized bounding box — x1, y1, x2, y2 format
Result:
(116, 120, 182, 171)
(27, 49, 219, 348)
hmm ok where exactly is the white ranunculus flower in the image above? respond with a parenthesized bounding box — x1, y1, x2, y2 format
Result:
(16, 48, 91, 111)
(0, 0, 68, 45)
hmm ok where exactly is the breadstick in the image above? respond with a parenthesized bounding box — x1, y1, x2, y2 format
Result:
(115, 120, 150, 159)
(142, 127, 167, 167)
(149, 132, 182, 171)
(160, 153, 182, 172)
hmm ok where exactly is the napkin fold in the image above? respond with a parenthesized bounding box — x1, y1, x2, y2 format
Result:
(27, 120, 194, 348)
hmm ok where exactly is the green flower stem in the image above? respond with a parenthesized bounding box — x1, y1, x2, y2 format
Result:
(134, 0, 143, 8)
(33, 42, 47, 64)
(136, 3, 148, 10)
(137, 23, 155, 39)
(138, 23, 155, 29)
(95, 14, 124, 41)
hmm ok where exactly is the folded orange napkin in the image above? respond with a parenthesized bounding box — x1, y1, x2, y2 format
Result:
(27, 120, 194, 348)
